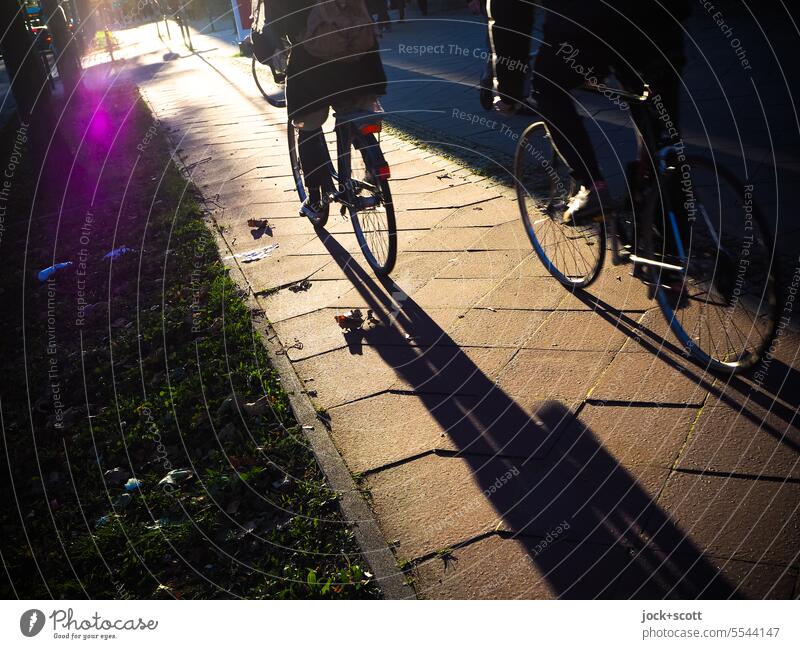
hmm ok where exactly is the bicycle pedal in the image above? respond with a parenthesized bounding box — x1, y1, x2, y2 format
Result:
(340, 205, 347, 217)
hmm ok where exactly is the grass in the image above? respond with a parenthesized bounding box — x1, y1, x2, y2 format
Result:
(0, 85, 379, 599)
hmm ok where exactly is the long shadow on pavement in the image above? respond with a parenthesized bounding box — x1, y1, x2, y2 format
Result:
(572, 290, 800, 452)
(318, 231, 738, 598)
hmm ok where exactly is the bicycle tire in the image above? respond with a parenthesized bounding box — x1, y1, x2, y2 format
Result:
(349, 139, 397, 276)
(514, 121, 605, 288)
(252, 55, 270, 100)
(655, 155, 779, 373)
(253, 55, 286, 108)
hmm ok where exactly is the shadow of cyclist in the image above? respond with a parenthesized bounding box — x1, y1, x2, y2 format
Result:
(569, 289, 800, 455)
(316, 229, 738, 597)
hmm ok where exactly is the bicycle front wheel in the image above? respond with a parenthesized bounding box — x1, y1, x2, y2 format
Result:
(349, 137, 397, 276)
(656, 156, 779, 373)
(514, 122, 605, 288)
(253, 55, 286, 107)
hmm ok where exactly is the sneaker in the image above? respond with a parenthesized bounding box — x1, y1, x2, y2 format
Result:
(562, 183, 610, 225)
(300, 195, 329, 221)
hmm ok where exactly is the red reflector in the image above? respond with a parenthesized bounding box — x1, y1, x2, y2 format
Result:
(377, 165, 391, 180)
(359, 123, 381, 135)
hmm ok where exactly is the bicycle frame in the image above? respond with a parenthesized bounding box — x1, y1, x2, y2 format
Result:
(584, 82, 689, 293)
(316, 112, 388, 215)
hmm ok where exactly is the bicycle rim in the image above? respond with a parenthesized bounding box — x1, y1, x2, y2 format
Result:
(656, 156, 779, 373)
(252, 56, 270, 101)
(350, 145, 396, 276)
(515, 122, 605, 288)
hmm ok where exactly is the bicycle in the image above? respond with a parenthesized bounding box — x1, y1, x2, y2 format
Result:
(514, 82, 779, 374)
(252, 38, 288, 108)
(288, 110, 397, 276)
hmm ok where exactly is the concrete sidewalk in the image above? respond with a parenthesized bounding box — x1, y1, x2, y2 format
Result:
(116, 9, 800, 598)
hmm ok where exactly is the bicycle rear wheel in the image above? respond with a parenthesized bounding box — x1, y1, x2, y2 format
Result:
(514, 122, 605, 288)
(656, 156, 779, 373)
(349, 135, 397, 276)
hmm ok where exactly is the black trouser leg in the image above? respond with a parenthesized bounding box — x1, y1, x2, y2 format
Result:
(532, 34, 605, 187)
(488, 0, 534, 105)
(298, 127, 332, 195)
(535, 82, 603, 187)
(418, 0, 427, 15)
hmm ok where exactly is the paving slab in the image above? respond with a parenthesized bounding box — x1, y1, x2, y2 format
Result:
(412, 535, 560, 599)
(436, 198, 520, 228)
(329, 393, 571, 474)
(367, 450, 669, 561)
(570, 403, 698, 469)
(411, 278, 495, 309)
(590, 352, 711, 406)
(447, 308, 549, 348)
(365, 454, 518, 559)
(435, 249, 529, 280)
(477, 276, 578, 311)
(522, 310, 635, 352)
(678, 400, 800, 480)
(496, 350, 615, 402)
(410, 534, 780, 599)
(652, 472, 800, 566)
(406, 226, 490, 252)
(259, 279, 357, 322)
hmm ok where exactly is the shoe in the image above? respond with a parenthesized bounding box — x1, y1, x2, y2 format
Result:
(562, 183, 610, 225)
(493, 96, 538, 116)
(300, 195, 329, 221)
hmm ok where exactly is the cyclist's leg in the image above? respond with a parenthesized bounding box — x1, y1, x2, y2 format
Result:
(533, 35, 612, 221)
(615, 29, 687, 260)
(293, 106, 334, 210)
(533, 49, 602, 187)
(488, 0, 535, 108)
